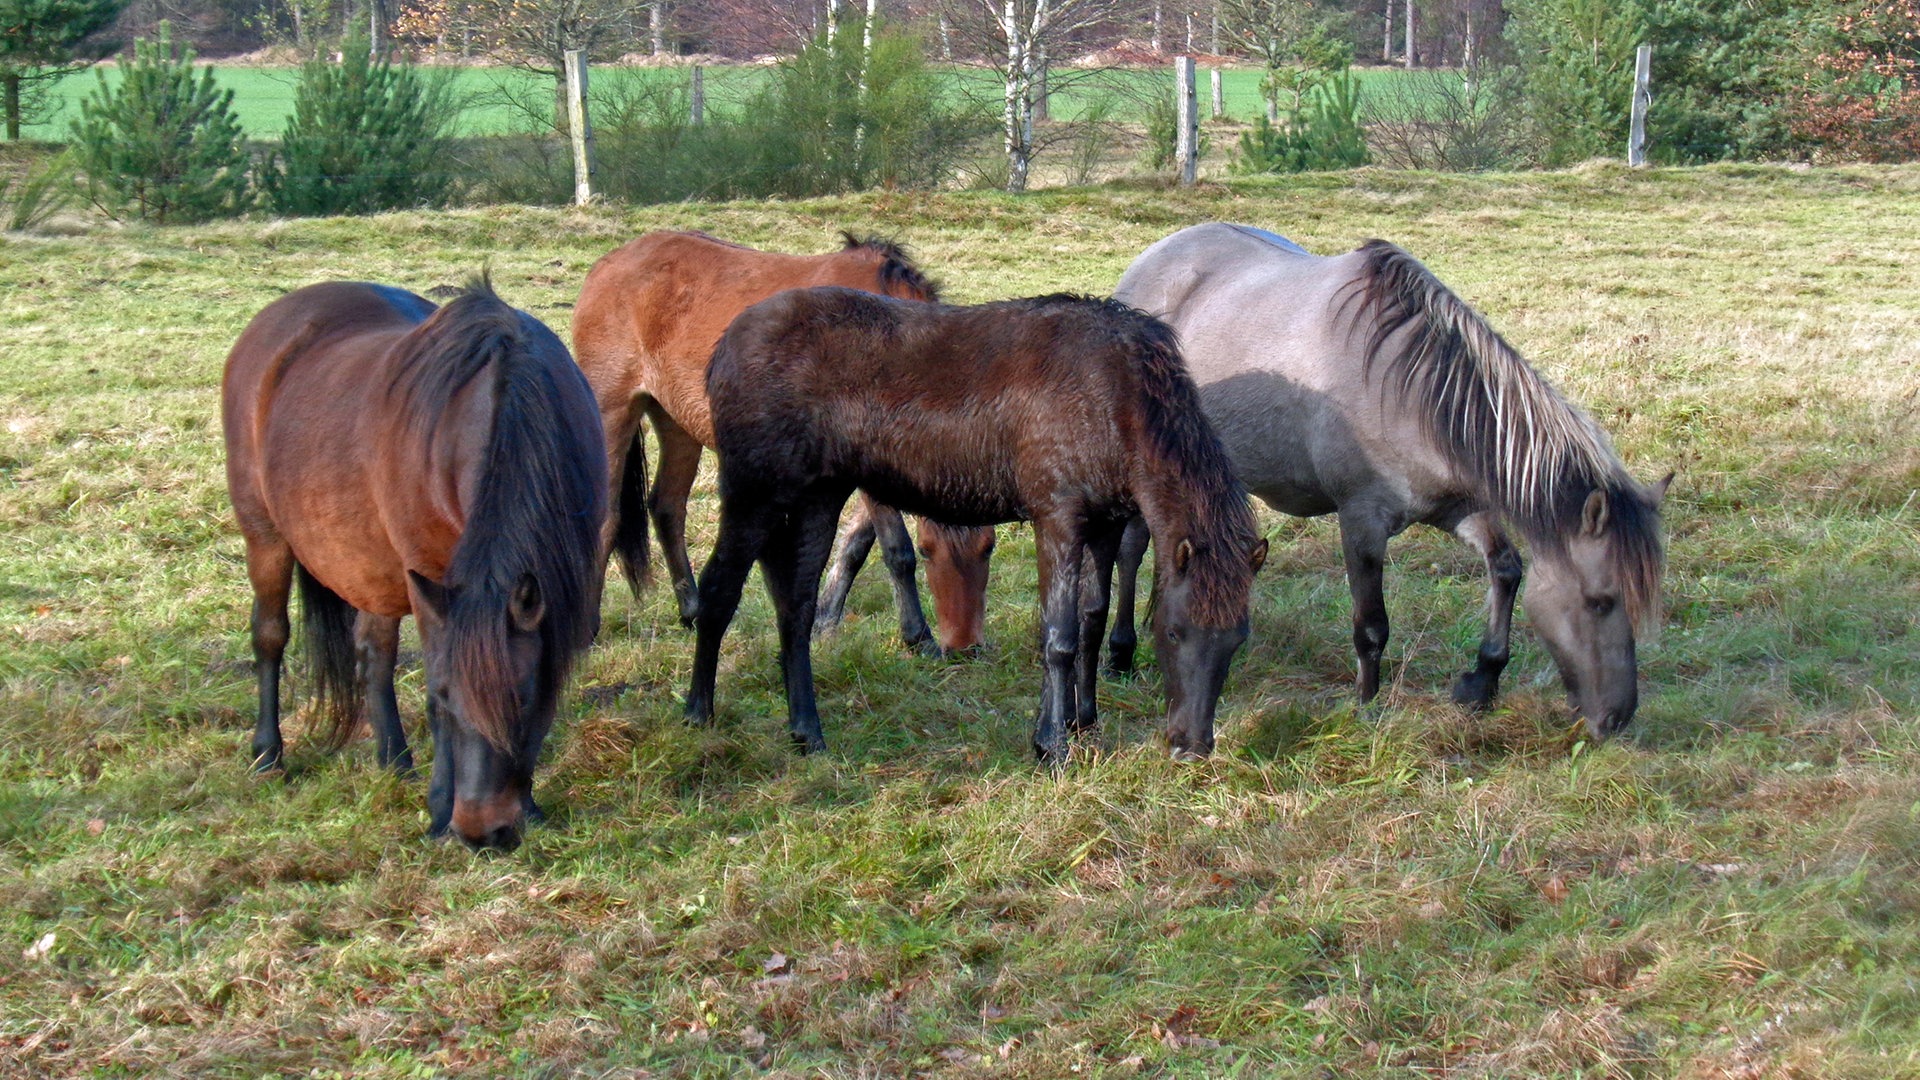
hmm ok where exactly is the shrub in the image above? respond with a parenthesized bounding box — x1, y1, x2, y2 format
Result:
(263, 43, 456, 216)
(1363, 65, 1531, 171)
(1140, 86, 1210, 172)
(1503, 0, 1643, 166)
(1791, 0, 1920, 161)
(1, 149, 77, 231)
(1232, 71, 1369, 174)
(69, 23, 249, 223)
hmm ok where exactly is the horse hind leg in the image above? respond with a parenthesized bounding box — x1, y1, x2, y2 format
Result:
(685, 494, 776, 726)
(1448, 512, 1522, 709)
(1338, 512, 1392, 704)
(1105, 516, 1150, 676)
(1031, 517, 1087, 766)
(245, 536, 295, 773)
(643, 400, 706, 629)
(761, 488, 849, 754)
(813, 498, 878, 640)
(355, 612, 410, 773)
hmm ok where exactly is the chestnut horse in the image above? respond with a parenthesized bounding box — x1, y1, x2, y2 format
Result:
(687, 288, 1268, 763)
(571, 231, 994, 654)
(223, 280, 606, 850)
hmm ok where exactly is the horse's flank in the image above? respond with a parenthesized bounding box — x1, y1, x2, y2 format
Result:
(1346, 240, 1665, 631)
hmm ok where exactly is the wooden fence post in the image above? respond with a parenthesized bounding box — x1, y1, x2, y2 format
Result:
(1210, 68, 1223, 118)
(1628, 44, 1651, 167)
(1175, 56, 1198, 186)
(564, 50, 595, 206)
(690, 64, 705, 127)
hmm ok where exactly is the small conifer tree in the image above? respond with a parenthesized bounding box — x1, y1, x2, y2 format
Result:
(69, 23, 249, 223)
(264, 44, 454, 216)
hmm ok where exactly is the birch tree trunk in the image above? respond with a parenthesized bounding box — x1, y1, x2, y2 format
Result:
(650, 2, 665, 55)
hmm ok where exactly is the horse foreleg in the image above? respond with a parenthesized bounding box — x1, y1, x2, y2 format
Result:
(813, 499, 876, 639)
(1339, 513, 1392, 704)
(1105, 516, 1150, 675)
(644, 401, 706, 629)
(355, 612, 409, 773)
(245, 537, 294, 773)
(425, 692, 452, 838)
(762, 490, 847, 753)
(1032, 520, 1086, 765)
(1074, 523, 1125, 735)
(1448, 512, 1523, 709)
(868, 499, 935, 655)
(685, 497, 774, 726)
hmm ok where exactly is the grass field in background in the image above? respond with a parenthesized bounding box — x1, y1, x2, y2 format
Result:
(1, 165, 1917, 1076)
(20, 62, 1427, 140)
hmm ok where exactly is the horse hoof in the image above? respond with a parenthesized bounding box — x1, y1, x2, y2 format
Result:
(1104, 648, 1136, 678)
(250, 749, 284, 775)
(1449, 674, 1496, 710)
(792, 732, 828, 755)
(909, 637, 942, 659)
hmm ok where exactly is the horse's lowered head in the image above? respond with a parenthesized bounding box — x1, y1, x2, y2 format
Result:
(410, 569, 566, 851)
(1521, 473, 1671, 741)
(916, 519, 995, 655)
(1153, 534, 1269, 760)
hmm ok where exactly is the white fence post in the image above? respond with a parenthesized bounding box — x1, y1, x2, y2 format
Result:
(1175, 56, 1198, 186)
(690, 64, 704, 127)
(1628, 44, 1652, 167)
(1210, 68, 1223, 118)
(564, 50, 595, 206)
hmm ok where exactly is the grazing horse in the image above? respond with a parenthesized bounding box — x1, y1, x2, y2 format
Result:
(1110, 224, 1667, 739)
(571, 230, 994, 655)
(223, 279, 606, 849)
(686, 288, 1268, 763)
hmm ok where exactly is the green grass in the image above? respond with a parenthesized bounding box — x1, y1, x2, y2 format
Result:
(2, 165, 1918, 1076)
(18, 61, 1426, 139)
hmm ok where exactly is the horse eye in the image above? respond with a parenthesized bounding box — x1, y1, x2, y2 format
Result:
(916, 546, 932, 559)
(1586, 596, 1616, 616)
(1165, 627, 1183, 644)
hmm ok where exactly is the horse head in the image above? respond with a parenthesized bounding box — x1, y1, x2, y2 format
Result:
(1522, 474, 1670, 740)
(411, 569, 560, 851)
(916, 520, 994, 655)
(1154, 535, 1269, 760)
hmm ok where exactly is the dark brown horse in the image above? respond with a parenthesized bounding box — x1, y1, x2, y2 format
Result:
(686, 288, 1268, 763)
(571, 230, 994, 654)
(223, 279, 605, 850)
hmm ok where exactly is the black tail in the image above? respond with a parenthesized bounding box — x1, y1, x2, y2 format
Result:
(612, 428, 651, 600)
(295, 563, 361, 749)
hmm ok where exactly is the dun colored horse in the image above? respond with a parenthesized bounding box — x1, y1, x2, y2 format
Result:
(571, 231, 994, 654)
(686, 288, 1268, 763)
(223, 280, 606, 850)
(1111, 224, 1668, 738)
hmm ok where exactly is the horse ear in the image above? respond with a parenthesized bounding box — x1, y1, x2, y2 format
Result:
(1649, 471, 1675, 505)
(509, 573, 545, 633)
(1249, 538, 1269, 574)
(1581, 489, 1610, 536)
(409, 569, 450, 618)
(1174, 538, 1194, 575)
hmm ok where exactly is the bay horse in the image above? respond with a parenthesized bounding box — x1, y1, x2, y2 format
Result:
(223, 279, 606, 850)
(570, 230, 995, 655)
(686, 288, 1268, 763)
(1111, 223, 1668, 739)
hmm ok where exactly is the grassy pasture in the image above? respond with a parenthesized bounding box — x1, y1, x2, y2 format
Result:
(17, 62, 1423, 140)
(1, 166, 1918, 1077)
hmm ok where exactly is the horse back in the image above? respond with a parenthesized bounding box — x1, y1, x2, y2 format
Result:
(573, 231, 916, 447)
(708, 289, 1150, 526)
(1115, 225, 1454, 519)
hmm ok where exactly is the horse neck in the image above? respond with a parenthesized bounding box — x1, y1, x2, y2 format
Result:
(1130, 437, 1253, 625)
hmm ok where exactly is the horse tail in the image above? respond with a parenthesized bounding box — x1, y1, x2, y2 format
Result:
(611, 428, 651, 598)
(295, 562, 362, 749)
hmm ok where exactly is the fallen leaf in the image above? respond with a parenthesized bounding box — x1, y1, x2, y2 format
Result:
(763, 951, 789, 974)
(738, 1026, 766, 1050)
(23, 932, 55, 962)
(86, 819, 104, 835)
(1541, 874, 1571, 904)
